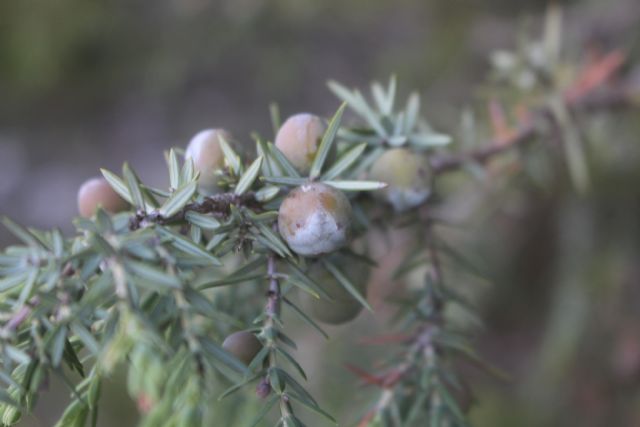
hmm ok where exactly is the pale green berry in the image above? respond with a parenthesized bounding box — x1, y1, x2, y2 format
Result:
(278, 182, 352, 256)
(275, 113, 328, 175)
(368, 148, 432, 212)
(77, 177, 128, 218)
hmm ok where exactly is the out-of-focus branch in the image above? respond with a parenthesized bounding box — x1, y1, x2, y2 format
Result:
(0, 297, 40, 338)
(430, 122, 537, 173)
(430, 50, 631, 174)
(354, 222, 451, 426)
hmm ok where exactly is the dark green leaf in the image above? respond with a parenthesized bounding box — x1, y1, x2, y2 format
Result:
(0, 389, 19, 408)
(122, 163, 146, 210)
(436, 383, 467, 424)
(70, 322, 99, 356)
(322, 260, 372, 312)
(167, 149, 181, 189)
(51, 327, 67, 367)
(218, 373, 262, 401)
(100, 169, 133, 204)
(235, 156, 263, 195)
(218, 135, 242, 176)
(267, 143, 301, 178)
(183, 288, 242, 327)
(322, 143, 367, 180)
(200, 338, 249, 375)
(409, 133, 451, 147)
(159, 181, 197, 218)
(0, 271, 28, 293)
(323, 180, 387, 191)
(16, 268, 37, 306)
(310, 103, 346, 179)
(253, 223, 291, 257)
(262, 176, 308, 187)
(283, 298, 328, 339)
(275, 348, 307, 380)
(5, 346, 30, 365)
(277, 331, 297, 350)
(52, 229, 64, 258)
(181, 157, 196, 183)
(284, 260, 330, 300)
(125, 260, 182, 290)
(404, 92, 420, 133)
(287, 392, 337, 425)
(157, 227, 221, 266)
(327, 81, 387, 137)
(249, 395, 278, 427)
(1, 217, 40, 247)
(247, 345, 270, 372)
(63, 340, 85, 377)
(185, 212, 220, 230)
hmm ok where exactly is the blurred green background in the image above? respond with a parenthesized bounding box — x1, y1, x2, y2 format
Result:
(1, 0, 640, 426)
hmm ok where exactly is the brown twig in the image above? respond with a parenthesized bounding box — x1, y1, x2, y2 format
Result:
(430, 121, 537, 174)
(129, 191, 260, 230)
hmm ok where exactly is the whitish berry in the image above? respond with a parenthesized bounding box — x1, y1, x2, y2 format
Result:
(77, 177, 128, 218)
(368, 148, 432, 212)
(278, 182, 352, 256)
(185, 129, 230, 193)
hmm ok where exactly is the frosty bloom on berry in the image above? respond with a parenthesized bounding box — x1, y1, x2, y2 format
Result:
(277, 182, 352, 256)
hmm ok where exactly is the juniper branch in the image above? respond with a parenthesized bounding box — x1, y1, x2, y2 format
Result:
(129, 191, 261, 230)
(430, 54, 632, 174)
(357, 221, 470, 426)
(261, 252, 297, 421)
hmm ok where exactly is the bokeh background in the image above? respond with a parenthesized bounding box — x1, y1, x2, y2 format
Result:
(1, 0, 640, 426)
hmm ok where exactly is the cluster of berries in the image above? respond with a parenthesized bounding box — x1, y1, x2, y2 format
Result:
(76, 112, 431, 362)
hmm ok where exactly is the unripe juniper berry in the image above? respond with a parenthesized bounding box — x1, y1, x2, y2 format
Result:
(185, 129, 230, 194)
(77, 177, 128, 218)
(368, 148, 432, 212)
(275, 113, 329, 175)
(222, 331, 262, 366)
(278, 182, 352, 256)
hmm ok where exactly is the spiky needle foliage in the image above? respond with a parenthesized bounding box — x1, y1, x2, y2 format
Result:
(0, 12, 636, 426)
